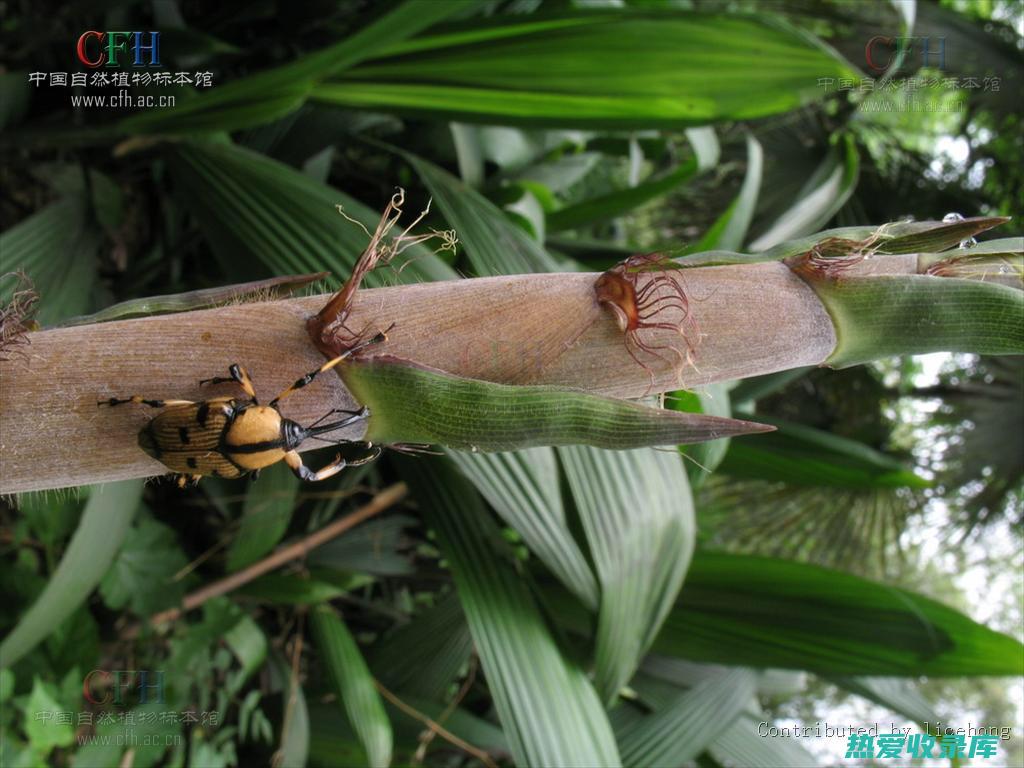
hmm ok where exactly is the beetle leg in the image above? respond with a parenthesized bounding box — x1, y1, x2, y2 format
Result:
(284, 450, 349, 482)
(100, 396, 194, 408)
(200, 364, 258, 402)
(270, 330, 388, 407)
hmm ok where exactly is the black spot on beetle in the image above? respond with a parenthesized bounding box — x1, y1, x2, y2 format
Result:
(178, 426, 190, 444)
(186, 457, 198, 469)
(196, 403, 210, 427)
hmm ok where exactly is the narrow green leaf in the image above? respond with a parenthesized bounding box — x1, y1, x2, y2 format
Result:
(401, 150, 561, 275)
(340, 355, 774, 452)
(238, 572, 372, 605)
(559, 446, 694, 702)
(617, 669, 757, 766)
(709, 711, 818, 768)
(167, 140, 455, 284)
(269, 651, 310, 768)
(448, 448, 599, 609)
(728, 367, 813, 405)
(307, 515, 416, 576)
(816, 276, 1024, 367)
(317, 12, 858, 128)
(310, 605, 393, 768)
(307, 702, 368, 767)
(685, 127, 721, 171)
(719, 415, 929, 489)
(668, 382, 734, 483)
(369, 592, 473, 700)
(399, 457, 621, 767)
(546, 158, 699, 233)
(123, 1, 479, 134)
(652, 553, 1024, 676)
(224, 614, 269, 679)
(0, 481, 142, 667)
(0, 197, 98, 326)
(691, 134, 763, 251)
(386, 693, 509, 757)
(749, 134, 859, 251)
(226, 462, 300, 571)
(831, 676, 938, 726)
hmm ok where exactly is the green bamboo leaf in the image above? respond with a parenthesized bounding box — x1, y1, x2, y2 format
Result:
(667, 382, 734, 484)
(316, 12, 858, 128)
(690, 134, 763, 251)
(399, 457, 621, 767)
(709, 711, 817, 768)
(448, 448, 599, 609)
(167, 140, 456, 284)
(0, 481, 142, 667)
(123, 1, 479, 134)
(0, 197, 98, 326)
(226, 462, 300, 571)
(268, 651, 310, 768)
(308, 702, 368, 766)
(340, 355, 773, 451)
(748, 134, 859, 251)
(729, 367, 813, 405)
(559, 446, 694, 702)
(307, 516, 417, 576)
(224, 614, 269, 679)
(652, 552, 1024, 676)
(386, 693, 509, 757)
(238, 572, 372, 605)
(310, 605, 393, 768)
(369, 592, 473, 700)
(816, 276, 1024, 367)
(617, 669, 757, 766)
(400, 150, 561, 275)
(546, 157, 699, 233)
(831, 676, 938, 726)
(719, 415, 929, 489)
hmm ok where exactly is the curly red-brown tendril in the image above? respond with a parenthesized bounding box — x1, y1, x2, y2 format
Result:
(594, 253, 699, 391)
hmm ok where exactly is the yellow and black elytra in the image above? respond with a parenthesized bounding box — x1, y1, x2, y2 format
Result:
(100, 334, 385, 487)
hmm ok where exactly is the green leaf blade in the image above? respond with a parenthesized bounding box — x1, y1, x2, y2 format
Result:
(310, 605, 393, 768)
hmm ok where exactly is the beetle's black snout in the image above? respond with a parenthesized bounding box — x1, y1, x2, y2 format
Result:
(281, 419, 308, 450)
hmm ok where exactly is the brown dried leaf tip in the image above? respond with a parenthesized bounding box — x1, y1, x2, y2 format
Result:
(785, 228, 890, 280)
(308, 188, 457, 357)
(0, 271, 40, 361)
(594, 253, 700, 389)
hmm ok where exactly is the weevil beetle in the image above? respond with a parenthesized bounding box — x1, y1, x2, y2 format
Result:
(100, 333, 385, 487)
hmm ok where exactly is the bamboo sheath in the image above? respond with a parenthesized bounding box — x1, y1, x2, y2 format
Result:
(0, 264, 835, 492)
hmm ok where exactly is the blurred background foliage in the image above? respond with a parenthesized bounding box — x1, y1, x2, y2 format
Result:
(1, 0, 1022, 766)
